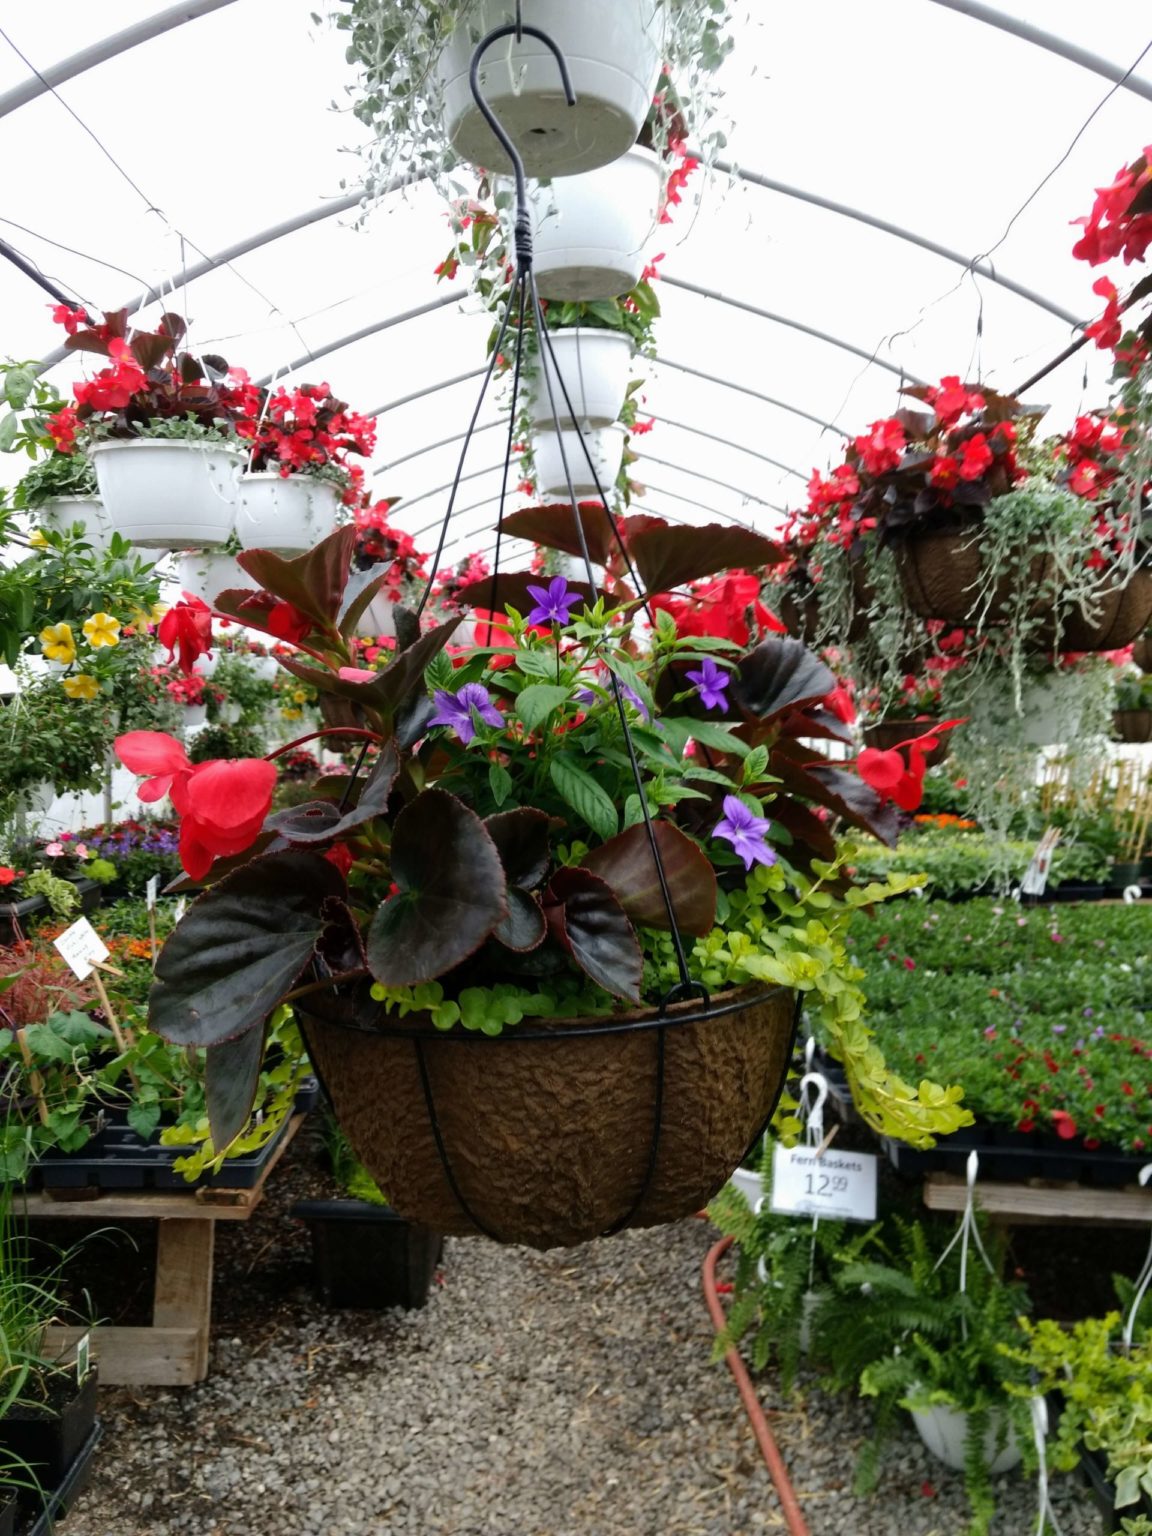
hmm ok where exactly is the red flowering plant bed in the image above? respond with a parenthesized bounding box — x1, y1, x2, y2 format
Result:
(109, 521, 975, 1166)
(852, 896, 1152, 1174)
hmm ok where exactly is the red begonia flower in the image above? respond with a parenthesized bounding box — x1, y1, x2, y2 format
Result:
(116, 731, 192, 802)
(856, 719, 965, 812)
(957, 433, 993, 481)
(158, 594, 214, 676)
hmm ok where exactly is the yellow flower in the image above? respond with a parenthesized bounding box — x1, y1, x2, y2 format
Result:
(281, 707, 303, 720)
(28, 530, 48, 548)
(82, 612, 121, 649)
(40, 622, 76, 664)
(131, 601, 168, 627)
(292, 688, 308, 704)
(62, 673, 100, 701)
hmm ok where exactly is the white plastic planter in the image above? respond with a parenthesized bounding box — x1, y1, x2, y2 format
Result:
(437, 0, 662, 178)
(356, 593, 399, 640)
(527, 329, 635, 429)
(532, 425, 626, 498)
(177, 551, 251, 607)
(90, 439, 243, 550)
(236, 473, 342, 555)
(529, 147, 663, 301)
(181, 704, 209, 733)
(1018, 674, 1083, 748)
(728, 1165, 763, 1207)
(38, 496, 114, 553)
(248, 654, 280, 683)
(910, 1404, 1021, 1475)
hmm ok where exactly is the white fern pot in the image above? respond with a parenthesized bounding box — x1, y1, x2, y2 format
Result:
(178, 551, 250, 607)
(533, 424, 626, 499)
(728, 1165, 763, 1207)
(248, 655, 280, 683)
(237, 474, 342, 555)
(218, 701, 242, 725)
(910, 1404, 1021, 1475)
(529, 147, 663, 301)
(527, 329, 635, 430)
(22, 782, 57, 818)
(181, 704, 209, 733)
(1018, 675, 1083, 748)
(38, 496, 114, 553)
(437, 0, 662, 178)
(90, 439, 243, 549)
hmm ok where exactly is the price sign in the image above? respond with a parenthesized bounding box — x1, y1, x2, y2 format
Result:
(145, 875, 159, 911)
(770, 1143, 878, 1223)
(52, 917, 110, 981)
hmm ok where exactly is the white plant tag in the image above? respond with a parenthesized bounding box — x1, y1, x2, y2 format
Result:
(173, 897, 187, 923)
(76, 1331, 91, 1383)
(1020, 827, 1060, 897)
(145, 875, 159, 911)
(53, 917, 110, 981)
(770, 1143, 878, 1222)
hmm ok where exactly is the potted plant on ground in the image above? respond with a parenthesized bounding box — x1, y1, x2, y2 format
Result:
(44, 304, 256, 549)
(292, 1117, 443, 1309)
(111, 523, 968, 1250)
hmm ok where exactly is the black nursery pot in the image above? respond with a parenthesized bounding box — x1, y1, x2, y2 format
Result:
(0, 893, 46, 947)
(0, 1490, 16, 1536)
(292, 1200, 443, 1311)
(0, 1367, 98, 1505)
(1108, 861, 1144, 891)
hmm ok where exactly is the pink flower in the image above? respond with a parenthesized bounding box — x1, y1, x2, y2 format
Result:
(44, 842, 64, 858)
(337, 666, 377, 683)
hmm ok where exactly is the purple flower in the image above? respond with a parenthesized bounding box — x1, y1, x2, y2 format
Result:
(713, 794, 775, 871)
(526, 576, 580, 627)
(429, 683, 503, 745)
(1051, 1024, 1067, 1035)
(575, 680, 650, 721)
(685, 656, 731, 713)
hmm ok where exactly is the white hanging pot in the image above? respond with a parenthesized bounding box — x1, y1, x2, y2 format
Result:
(437, 0, 662, 178)
(22, 782, 57, 818)
(728, 1165, 763, 1207)
(528, 147, 663, 302)
(237, 473, 342, 555)
(218, 701, 242, 725)
(527, 329, 635, 429)
(356, 592, 399, 640)
(90, 439, 243, 550)
(909, 1403, 1021, 1475)
(181, 704, 209, 733)
(532, 424, 626, 499)
(247, 654, 280, 683)
(1018, 674, 1083, 748)
(38, 496, 114, 553)
(177, 551, 251, 607)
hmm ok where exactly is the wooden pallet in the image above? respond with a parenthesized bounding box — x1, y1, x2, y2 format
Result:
(20, 1115, 302, 1387)
(924, 1170, 1152, 1226)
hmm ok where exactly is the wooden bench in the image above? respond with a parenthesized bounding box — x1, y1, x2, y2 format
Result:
(924, 1170, 1152, 1227)
(19, 1115, 302, 1387)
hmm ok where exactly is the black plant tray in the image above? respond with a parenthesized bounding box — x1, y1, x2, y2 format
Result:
(0, 1492, 15, 1536)
(1, 1370, 97, 1502)
(293, 1076, 321, 1114)
(292, 1199, 443, 1310)
(22, 1422, 102, 1536)
(882, 1122, 1151, 1187)
(36, 1115, 292, 1192)
(1079, 1439, 1152, 1530)
(1025, 881, 1109, 905)
(0, 895, 46, 948)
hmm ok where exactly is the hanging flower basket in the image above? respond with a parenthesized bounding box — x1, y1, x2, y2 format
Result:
(177, 551, 250, 607)
(1134, 633, 1152, 673)
(529, 145, 663, 302)
(1053, 563, 1152, 651)
(437, 0, 662, 179)
(908, 1402, 1021, 1476)
(89, 439, 244, 549)
(892, 527, 1055, 625)
(862, 720, 950, 768)
(1114, 707, 1152, 743)
(532, 424, 626, 497)
(236, 474, 343, 555)
(38, 496, 114, 554)
(300, 983, 796, 1250)
(527, 327, 634, 429)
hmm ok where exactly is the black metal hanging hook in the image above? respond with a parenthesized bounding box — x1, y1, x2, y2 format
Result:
(468, 23, 577, 273)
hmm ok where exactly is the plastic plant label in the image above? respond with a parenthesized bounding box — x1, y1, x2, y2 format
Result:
(145, 875, 159, 911)
(76, 1332, 91, 1383)
(173, 897, 187, 923)
(769, 1143, 878, 1222)
(52, 917, 110, 981)
(1020, 827, 1060, 897)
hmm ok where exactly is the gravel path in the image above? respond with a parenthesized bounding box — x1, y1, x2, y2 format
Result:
(62, 1144, 1102, 1536)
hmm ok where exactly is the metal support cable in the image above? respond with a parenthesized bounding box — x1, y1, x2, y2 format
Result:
(662, 274, 927, 382)
(655, 356, 847, 436)
(922, 1, 1152, 104)
(253, 290, 466, 385)
(0, 0, 241, 119)
(708, 157, 1086, 329)
(0, 233, 76, 306)
(367, 367, 487, 422)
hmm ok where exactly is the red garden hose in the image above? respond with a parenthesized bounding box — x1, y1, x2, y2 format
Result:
(702, 1233, 811, 1536)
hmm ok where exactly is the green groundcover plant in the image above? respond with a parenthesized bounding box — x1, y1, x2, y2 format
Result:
(848, 897, 1152, 1152)
(110, 522, 973, 1156)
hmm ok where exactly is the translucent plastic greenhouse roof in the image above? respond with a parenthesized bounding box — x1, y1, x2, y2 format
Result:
(1, 0, 1150, 568)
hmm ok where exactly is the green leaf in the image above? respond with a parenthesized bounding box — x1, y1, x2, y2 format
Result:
(149, 850, 346, 1048)
(4, 367, 34, 410)
(743, 744, 770, 784)
(127, 1102, 162, 1140)
(22, 1024, 72, 1063)
(515, 683, 570, 734)
(366, 789, 508, 986)
(605, 656, 656, 720)
(550, 753, 619, 842)
(488, 761, 512, 807)
(514, 648, 561, 680)
(0, 414, 18, 453)
(205, 1022, 267, 1154)
(663, 717, 751, 759)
